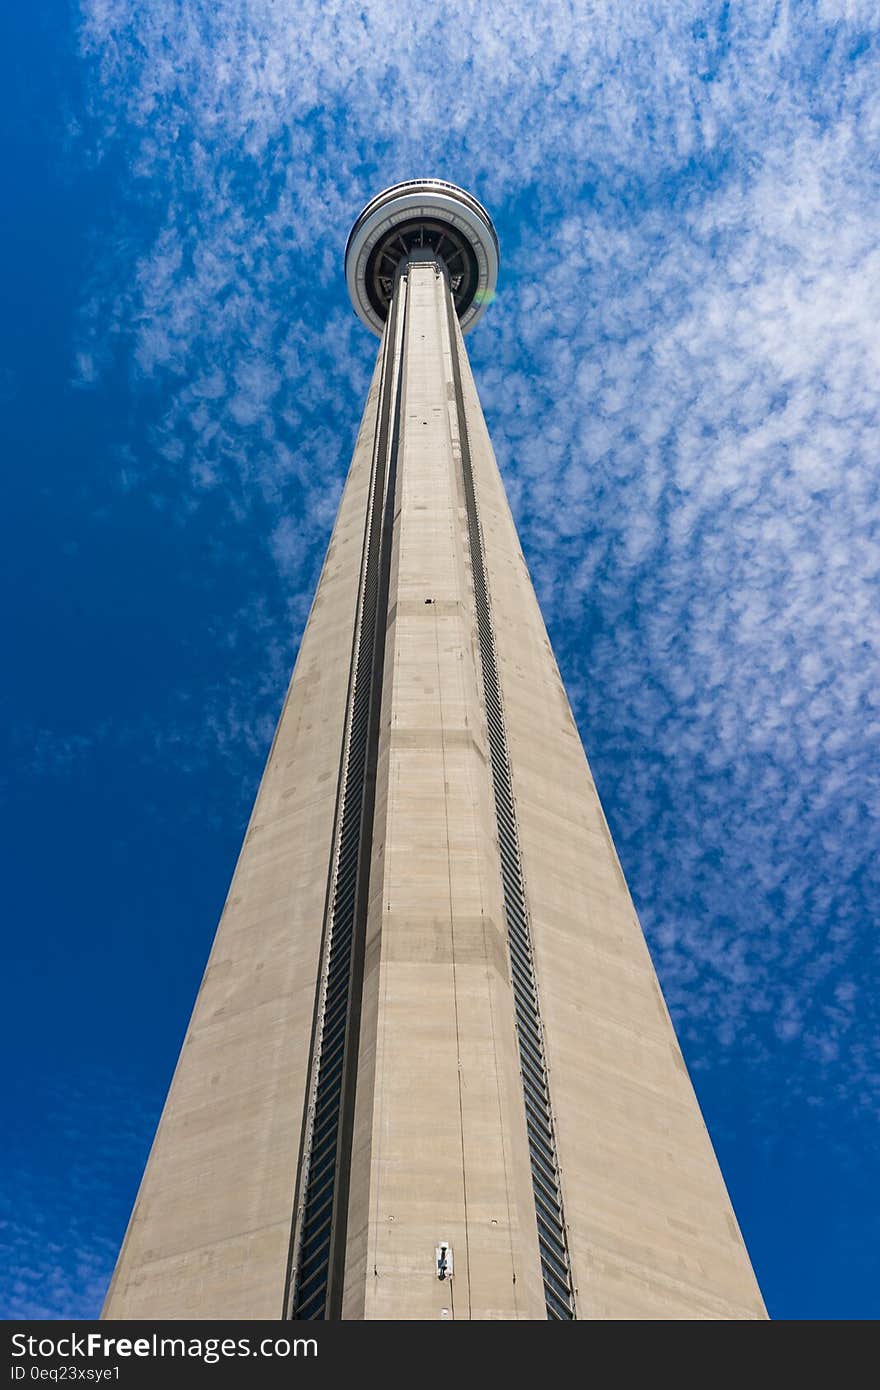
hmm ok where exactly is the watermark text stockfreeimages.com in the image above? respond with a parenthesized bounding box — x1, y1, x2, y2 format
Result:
(11, 1332, 317, 1369)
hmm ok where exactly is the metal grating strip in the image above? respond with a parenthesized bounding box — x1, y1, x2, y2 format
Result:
(445, 288, 577, 1320)
(287, 282, 407, 1320)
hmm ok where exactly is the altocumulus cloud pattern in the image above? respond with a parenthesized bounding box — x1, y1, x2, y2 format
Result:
(2, 0, 879, 1320)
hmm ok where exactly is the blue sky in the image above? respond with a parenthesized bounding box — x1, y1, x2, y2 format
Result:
(2, 0, 878, 1319)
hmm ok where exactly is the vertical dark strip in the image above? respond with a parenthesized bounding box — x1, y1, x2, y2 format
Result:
(287, 280, 407, 1321)
(444, 290, 577, 1320)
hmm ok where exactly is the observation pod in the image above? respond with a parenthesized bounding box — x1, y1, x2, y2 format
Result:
(102, 179, 766, 1325)
(345, 178, 499, 335)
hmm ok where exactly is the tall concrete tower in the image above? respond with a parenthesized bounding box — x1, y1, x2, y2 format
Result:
(103, 180, 766, 1321)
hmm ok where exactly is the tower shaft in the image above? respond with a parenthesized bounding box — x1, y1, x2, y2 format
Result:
(104, 258, 765, 1321)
